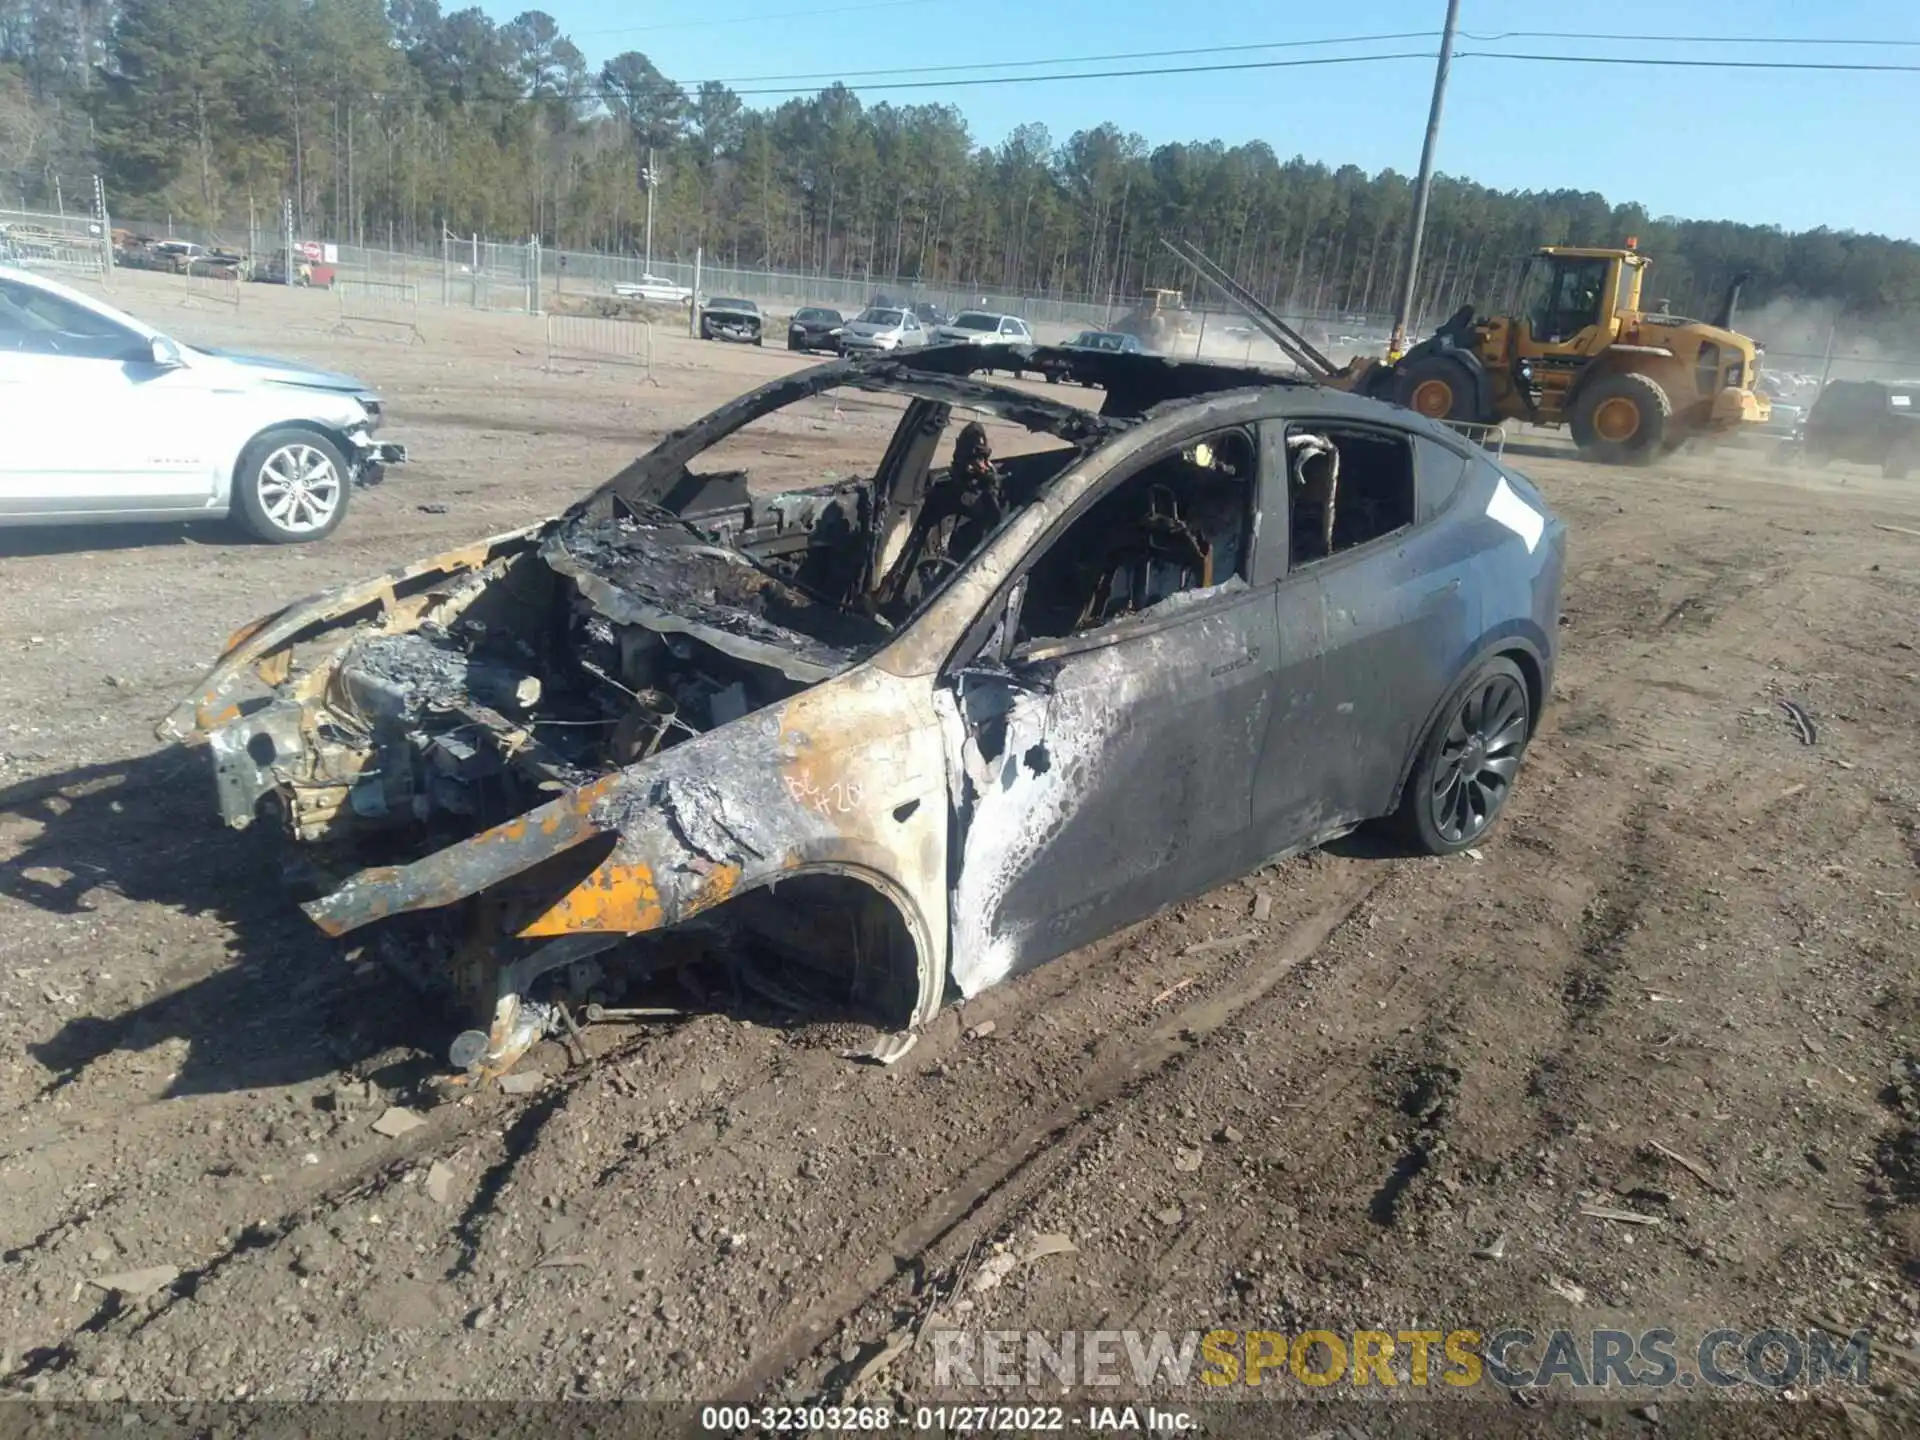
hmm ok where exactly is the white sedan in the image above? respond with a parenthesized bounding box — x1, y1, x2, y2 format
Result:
(612, 273, 693, 305)
(0, 266, 406, 543)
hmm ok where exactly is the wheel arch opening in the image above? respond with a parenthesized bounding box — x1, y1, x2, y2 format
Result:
(1498, 645, 1546, 739)
(694, 867, 934, 1031)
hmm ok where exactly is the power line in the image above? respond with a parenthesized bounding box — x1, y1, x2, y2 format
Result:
(580, 50, 1438, 105)
(1458, 51, 1920, 73)
(1466, 28, 1920, 47)
(574, 43, 1920, 108)
(700, 30, 1440, 86)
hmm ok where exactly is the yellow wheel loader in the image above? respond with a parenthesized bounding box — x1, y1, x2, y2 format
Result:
(1166, 237, 1771, 464)
(1114, 287, 1192, 351)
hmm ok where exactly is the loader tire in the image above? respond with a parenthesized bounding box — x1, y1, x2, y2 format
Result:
(1395, 355, 1481, 423)
(1571, 371, 1671, 465)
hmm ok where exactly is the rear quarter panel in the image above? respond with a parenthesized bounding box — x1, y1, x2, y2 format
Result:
(1464, 455, 1563, 724)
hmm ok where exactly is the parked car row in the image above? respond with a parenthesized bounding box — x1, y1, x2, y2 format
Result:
(777, 303, 1038, 362)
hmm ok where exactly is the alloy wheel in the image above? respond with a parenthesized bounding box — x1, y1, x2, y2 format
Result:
(256, 443, 343, 535)
(1429, 670, 1528, 844)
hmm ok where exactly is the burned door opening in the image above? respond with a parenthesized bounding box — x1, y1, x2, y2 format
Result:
(940, 425, 1281, 995)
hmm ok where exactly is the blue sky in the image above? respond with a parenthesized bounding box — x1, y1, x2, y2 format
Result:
(506, 0, 1920, 240)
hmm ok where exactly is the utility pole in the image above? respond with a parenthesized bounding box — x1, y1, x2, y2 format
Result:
(690, 246, 702, 337)
(92, 175, 113, 279)
(640, 148, 659, 276)
(1388, 0, 1462, 362)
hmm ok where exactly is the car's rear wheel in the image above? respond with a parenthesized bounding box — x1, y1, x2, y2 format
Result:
(234, 427, 351, 544)
(1395, 656, 1531, 855)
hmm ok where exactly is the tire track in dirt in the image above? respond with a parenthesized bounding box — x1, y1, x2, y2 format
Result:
(870, 860, 1465, 1361)
(722, 868, 1388, 1403)
(0, 1019, 690, 1388)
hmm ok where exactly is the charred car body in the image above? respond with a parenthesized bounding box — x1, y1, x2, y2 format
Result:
(163, 346, 1565, 1078)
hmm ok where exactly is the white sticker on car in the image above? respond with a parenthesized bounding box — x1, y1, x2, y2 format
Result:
(1892, 394, 1911, 407)
(1486, 475, 1544, 553)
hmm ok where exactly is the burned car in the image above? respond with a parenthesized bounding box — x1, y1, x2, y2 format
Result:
(161, 346, 1564, 1079)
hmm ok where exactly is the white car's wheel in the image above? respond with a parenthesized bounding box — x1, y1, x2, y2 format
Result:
(235, 428, 351, 544)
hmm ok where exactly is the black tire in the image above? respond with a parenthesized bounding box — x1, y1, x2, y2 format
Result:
(233, 427, 352, 544)
(1393, 656, 1531, 856)
(1569, 371, 1671, 464)
(1394, 354, 1481, 423)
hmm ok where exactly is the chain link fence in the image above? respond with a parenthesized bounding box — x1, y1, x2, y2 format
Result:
(0, 207, 112, 282)
(92, 204, 1412, 356)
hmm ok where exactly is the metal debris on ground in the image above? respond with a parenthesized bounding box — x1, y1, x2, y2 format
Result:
(88, 1265, 179, 1299)
(1473, 1234, 1508, 1260)
(1581, 1205, 1663, 1227)
(846, 1330, 913, 1389)
(964, 1020, 996, 1041)
(1024, 1233, 1078, 1262)
(1779, 697, 1817, 745)
(1545, 1273, 1589, 1305)
(370, 1105, 427, 1137)
(842, 1031, 919, 1067)
(1173, 1145, 1203, 1173)
(969, 1249, 1019, 1295)
(497, 1070, 546, 1095)
(1150, 977, 1196, 1006)
(1645, 1138, 1733, 1197)
(969, 1233, 1080, 1295)
(1251, 892, 1273, 922)
(1182, 930, 1259, 958)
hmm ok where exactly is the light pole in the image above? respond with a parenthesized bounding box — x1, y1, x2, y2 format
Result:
(640, 148, 659, 276)
(1388, 0, 1462, 362)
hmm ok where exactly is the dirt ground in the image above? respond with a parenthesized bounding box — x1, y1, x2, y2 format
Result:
(0, 269, 1917, 1430)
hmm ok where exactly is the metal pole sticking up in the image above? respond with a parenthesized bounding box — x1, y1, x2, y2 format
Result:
(690, 246, 702, 338)
(92, 175, 113, 280)
(641, 148, 658, 277)
(1387, 0, 1462, 363)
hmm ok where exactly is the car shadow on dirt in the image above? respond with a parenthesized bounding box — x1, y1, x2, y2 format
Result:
(0, 522, 241, 557)
(0, 749, 432, 1099)
(3, 749, 898, 1102)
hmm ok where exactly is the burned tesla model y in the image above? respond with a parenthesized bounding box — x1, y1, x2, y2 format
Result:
(161, 345, 1565, 1079)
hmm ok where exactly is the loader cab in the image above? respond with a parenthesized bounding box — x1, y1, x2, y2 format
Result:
(1516, 248, 1644, 352)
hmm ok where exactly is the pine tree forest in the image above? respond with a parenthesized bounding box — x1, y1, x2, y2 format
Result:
(5, 0, 1919, 323)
